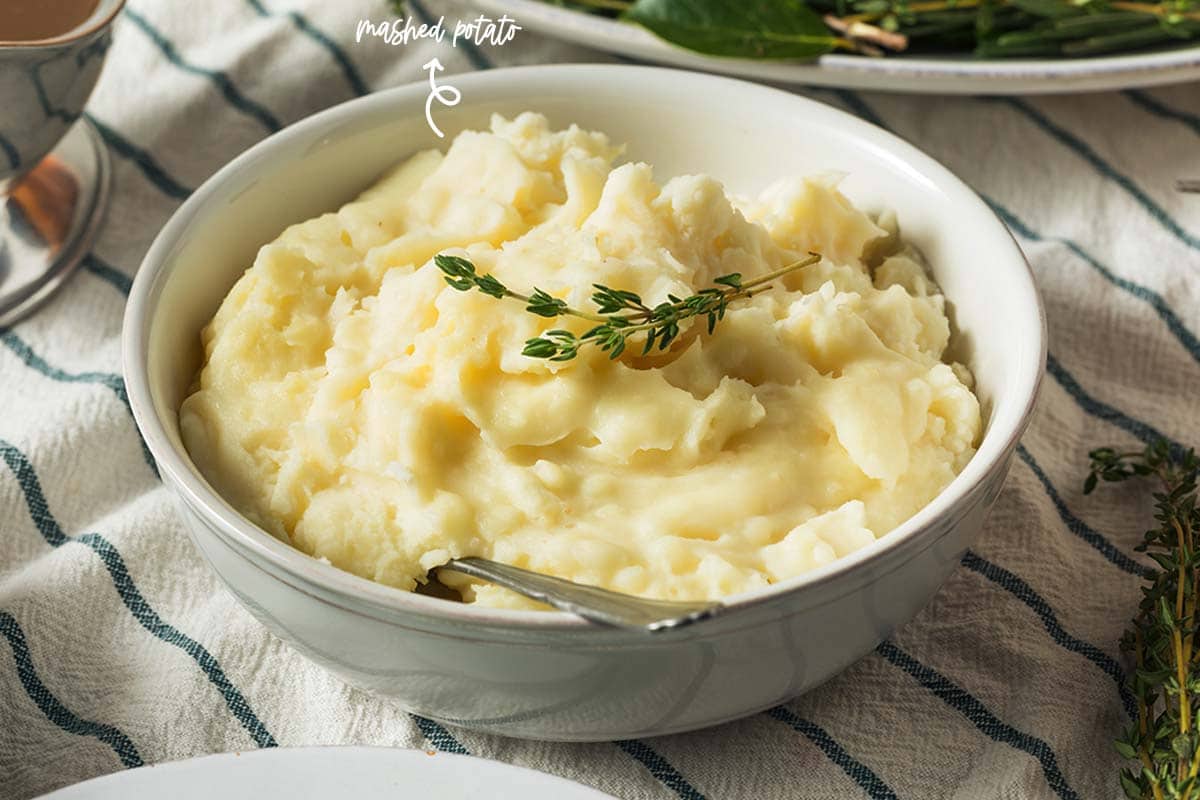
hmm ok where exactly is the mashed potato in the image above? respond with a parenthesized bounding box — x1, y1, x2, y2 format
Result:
(180, 113, 980, 608)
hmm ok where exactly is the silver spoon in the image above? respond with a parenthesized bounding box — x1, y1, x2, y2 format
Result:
(438, 557, 725, 633)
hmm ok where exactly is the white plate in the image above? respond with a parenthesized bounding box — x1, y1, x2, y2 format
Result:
(38, 747, 614, 799)
(478, 0, 1200, 94)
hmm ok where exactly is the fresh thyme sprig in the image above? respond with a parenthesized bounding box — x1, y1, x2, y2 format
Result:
(1086, 440, 1200, 800)
(433, 252, 821, 361)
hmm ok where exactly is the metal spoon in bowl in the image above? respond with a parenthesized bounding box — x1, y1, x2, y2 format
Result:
(437, 557, 725, 633)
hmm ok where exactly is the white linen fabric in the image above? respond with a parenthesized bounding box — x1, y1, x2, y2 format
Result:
(2, 1, 1198, 798)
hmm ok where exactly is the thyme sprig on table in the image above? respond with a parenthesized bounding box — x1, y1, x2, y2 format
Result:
(433, 252, 821, 361)
(1085, 440, 1200, 800)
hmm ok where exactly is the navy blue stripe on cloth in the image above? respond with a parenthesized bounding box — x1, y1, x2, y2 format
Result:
(77, 530, 279, 748)
(991, 97, 1200, 253)
(83, 253, 133, 297)
(0, 442, 64, 546)
(988, 201, 1200, 368)
(0, 439, 276, 749)
(0, 610, 144, 768)
(412, 715, 469, 754)
(1123, 90, 1200, 137)
(122, 7, 282, 133)
(1, 331, 127, 408)
(615, 740, 708, 800)
(766, 707, 898, 799)
(876, 641, 1080, 800)
(961, 550, 1135, 718)
(244, 0, 369, 97)
(1044, 353, 1179, 452)
(0, 330, 156, 473)
(407, 0, 492, 71)
(1015, 445, 1146, 577)
(86, 113, 193, 200)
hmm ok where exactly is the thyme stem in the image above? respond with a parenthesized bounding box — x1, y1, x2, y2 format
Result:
(1178, 516, 1192, 739)
(433, 252, 821, 362)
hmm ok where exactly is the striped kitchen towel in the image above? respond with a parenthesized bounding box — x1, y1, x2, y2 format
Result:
(2, 0, 1198, 797)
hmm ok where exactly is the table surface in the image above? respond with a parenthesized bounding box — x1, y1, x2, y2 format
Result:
(2, 1, 1198, 798)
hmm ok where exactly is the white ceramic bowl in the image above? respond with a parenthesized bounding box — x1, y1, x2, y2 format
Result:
(123, 65, 1045, 741)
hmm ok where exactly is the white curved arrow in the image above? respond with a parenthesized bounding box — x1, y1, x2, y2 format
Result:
(422, 58, 461, 139)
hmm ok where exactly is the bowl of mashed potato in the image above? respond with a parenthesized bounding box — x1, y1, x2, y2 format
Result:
(124, 65, 1044, 741)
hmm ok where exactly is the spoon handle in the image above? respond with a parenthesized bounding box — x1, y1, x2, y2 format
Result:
(441, 557, 724, 632)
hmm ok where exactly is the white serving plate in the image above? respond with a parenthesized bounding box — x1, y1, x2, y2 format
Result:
(477, 0, 1200, 94)
(38, 747, 613, 799)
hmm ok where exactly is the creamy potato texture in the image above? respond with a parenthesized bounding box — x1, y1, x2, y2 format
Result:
(180, 113, 981, 607)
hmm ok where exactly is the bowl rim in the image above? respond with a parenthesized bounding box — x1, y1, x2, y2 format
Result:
(123, 63, 1046, 632)
(0, 0, 126, 49)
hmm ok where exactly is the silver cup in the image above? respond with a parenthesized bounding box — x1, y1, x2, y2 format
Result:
(0, 0, 125, 326)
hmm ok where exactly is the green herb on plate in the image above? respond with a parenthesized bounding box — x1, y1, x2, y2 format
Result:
(433, 252, 821, 361)
(1085, 440, 1200, 799)
(622, 0, 844, 59)
(539, 0, 1200, 59)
